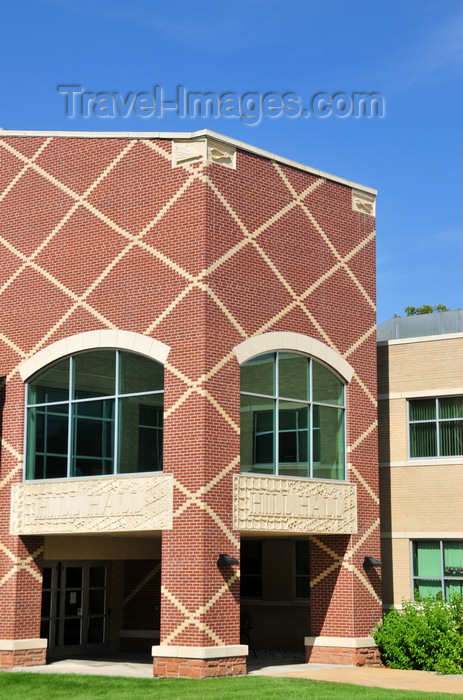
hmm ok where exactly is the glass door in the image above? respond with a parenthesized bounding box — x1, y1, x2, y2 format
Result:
(41, 561, 109, 657)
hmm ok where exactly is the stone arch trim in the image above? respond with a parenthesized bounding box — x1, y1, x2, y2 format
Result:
(19, 330, 171, 381)
(233, 331, 354, 382)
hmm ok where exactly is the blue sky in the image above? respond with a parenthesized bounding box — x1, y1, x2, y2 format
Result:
(1, 0, 460, 323)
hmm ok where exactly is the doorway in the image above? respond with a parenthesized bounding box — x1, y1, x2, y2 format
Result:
(41, 561, 110, 657)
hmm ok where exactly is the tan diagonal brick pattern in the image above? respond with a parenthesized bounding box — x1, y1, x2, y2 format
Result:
(0, 134, 378, 649)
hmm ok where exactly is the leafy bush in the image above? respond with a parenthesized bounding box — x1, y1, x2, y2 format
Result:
(373, 593, 463, 674)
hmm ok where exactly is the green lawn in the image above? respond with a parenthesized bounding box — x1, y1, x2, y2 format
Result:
(0, 673, 461, 700)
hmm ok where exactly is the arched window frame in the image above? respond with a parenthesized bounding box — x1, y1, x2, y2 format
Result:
(21, 331, 170, 481)
(235, 333, 353, 482)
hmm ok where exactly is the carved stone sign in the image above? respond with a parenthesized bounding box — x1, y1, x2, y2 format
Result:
(172, 138, 236, 169)
(234, 475, 357, 534)
(352, 189, 376, 217)
(10, 474, 173, 535)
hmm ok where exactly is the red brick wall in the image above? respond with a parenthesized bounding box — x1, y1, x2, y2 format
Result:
(0, 134, 379, 652)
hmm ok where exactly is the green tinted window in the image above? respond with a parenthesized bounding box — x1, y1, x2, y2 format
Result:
(74, 351, 115, 399)
(28, 358, 69, 404)
(312, 360, 344, 405)
(26, 350, 163, 479)
(413, 540, 463, 601)
(240, 352, 345, 480)
(409, 397, 463, 458)
(240, 354, 274, 395)
(278, 353, 309, 401)
(120, 351, 163, 394)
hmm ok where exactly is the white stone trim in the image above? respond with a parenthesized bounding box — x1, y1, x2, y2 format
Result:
(380, 458, 462, 468)
(381, 532, 463, 539)
(378, 388, 463, 401)
(152, 645, 248, 659)
(0, 638, 47, 650)
(304, 636, 376, 648)
(11, 473, 173, 535)
(0, 129, 376, 195)
(377, 332, 463, 346)
(234, 332, 354, 382)
(352, 189, 376, 217)
(19, 330, 171, 380)
(172, 138, 236, 169)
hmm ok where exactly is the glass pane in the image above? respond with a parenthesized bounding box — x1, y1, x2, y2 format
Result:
(87, 617, 104, 644)
(414, 579, 442, 599)
(312, 361, 344, 406)
(278, 353, 309, 401)
(241, 540, 262, 573)
(41, 590, 51, 617)
(255, 432, 273, 464)
(28, 358, 69, 404)
(439, 397, 463, 419)
(42, 567, 52, 589)
(65, 589, 82, 616)
(27, 407, 68, 479)
(409, 399, 436, 421)
(312, 405, 345, 480)
(46, 411, 69, 455)
(241, 541, 262, 597)
(89, 566, 106, 588)
(445, 580, 463, 598)
(295, 540, 310, 575)
(120, 351, 163, 394)
(118, 394, 163, 473)
(63, 617, 81, 645)
(240, 354, 274, 396)
(295, 577, 310, 599)
(279, 402, 309, 477)
(240, 394, 274, 474)
(72, 400, 114, 477)
(413, 542, 441, 577)
(66, 567, 82, 588)
(73, 351, 115, 399)
(410, 423, 436, 458)
(439, 420, 463, 457)
(89, 589, 105, 615)
(241, 576, 262, 598)
(40, 620, 50, 640)
(443, 541, 463, 575)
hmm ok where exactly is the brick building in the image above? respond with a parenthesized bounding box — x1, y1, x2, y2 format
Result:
(0, 129, 381, 676)
(377, 311, 463, 609)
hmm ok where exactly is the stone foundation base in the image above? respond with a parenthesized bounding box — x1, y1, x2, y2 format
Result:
(152, 645, 248, 678)
(153, 655, 247, 678)
(0, 639, 47, 669)
(305, 636, 381, 667)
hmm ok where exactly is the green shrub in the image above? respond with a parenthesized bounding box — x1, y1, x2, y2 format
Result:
(372, 593, 463, 674)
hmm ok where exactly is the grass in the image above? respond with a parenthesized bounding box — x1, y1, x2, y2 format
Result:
(0, 673, 461, 700)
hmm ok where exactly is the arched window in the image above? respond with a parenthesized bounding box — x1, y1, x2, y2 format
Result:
(25, 350, 163, 480)
(240, 352, 345, 480)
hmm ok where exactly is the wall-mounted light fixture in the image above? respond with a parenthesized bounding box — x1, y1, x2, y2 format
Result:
(363, 556, 382, 567)
(217, 554, 239, 567)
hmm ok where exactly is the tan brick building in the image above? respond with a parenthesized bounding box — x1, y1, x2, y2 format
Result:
(0, 129, 381, 676)
(377, 311, 463, 608)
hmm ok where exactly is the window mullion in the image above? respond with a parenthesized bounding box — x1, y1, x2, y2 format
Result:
(67, 356, 73, 478)
(440, 540, 445, 598)
(309, 359, 313, 478)
(435, 398, 440, 457)
(275, 353, 279, 476)
(114, 351, 120, 475)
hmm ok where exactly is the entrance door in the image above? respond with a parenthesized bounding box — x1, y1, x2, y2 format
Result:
(41, 561, 109, 657)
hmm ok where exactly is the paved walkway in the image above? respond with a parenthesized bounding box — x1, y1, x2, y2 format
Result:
(6, 655, 463, 695)
(248, 660, 463, 695)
